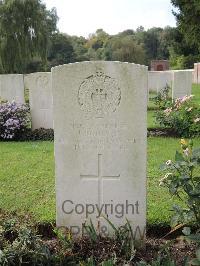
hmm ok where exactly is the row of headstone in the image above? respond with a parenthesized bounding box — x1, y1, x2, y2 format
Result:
(0, 73, 53, 130)
(0, 65, 196, 131)
(0, 62, 197, 237)
(148, 69, 193, 100)
(148, 71, 172, 92)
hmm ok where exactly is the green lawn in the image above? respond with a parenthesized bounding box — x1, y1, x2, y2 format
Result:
(192, 84, 200, 104)
(147, 111, 162, 129)
(1, 138, 200, 226)
(0, 84, 199, 227)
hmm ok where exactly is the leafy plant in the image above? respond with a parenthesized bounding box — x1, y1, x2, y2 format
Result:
(152, 85, 171, 109)
(54, 226, 73, 250)
(83, 219, 99, 243)
(0, 101, 30, 140)
(17, 128, 54, 141)
(182, 229, 200, 266)
(160, 139, 200, 227)
(103, 217, 136, 261)
(155, 95, 200, 137)
(0, 227, 51, 265)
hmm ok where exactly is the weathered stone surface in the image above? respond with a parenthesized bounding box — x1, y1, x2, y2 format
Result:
(193, 63, 198, 84)
(172, 70, 192, 99)
(0, 74, 24, 103)
(148, 71, 172, 93)
(52, 61, 147, 238)
(24, 72, 53, 129)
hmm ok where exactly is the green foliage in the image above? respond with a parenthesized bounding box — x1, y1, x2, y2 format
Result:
(103, 217, 137, 261)
(171, 0, 200, 50)
(83, 219, 99, 243)
(0, 222, 51, 265)
(0, 0, 58, 73)
(155, 95, 200, 137)
(1, 138, 200, 225)
(70, 35, 89, 62)
(16, 128, 54, 141)
(152, 85, 171, 109)
(160, 139, 200, 227)
(183, 230, 200, 265)
(103, 35, 146, 64)
(136, 246, 177, 266)
(48, 33, 75, 68)
(0, 100, 54, 141)
(0, 101, 31, 140)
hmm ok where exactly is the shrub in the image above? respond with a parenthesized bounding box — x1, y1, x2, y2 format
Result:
(16, 128, 54, 141)
(0, 101, 30, 140)
(155, 95, 200, 137)
(0, 221, 51, 265)
(160, 139, 200, 266)
(160, 139, 200, 227)
(152, 85, 171, 109)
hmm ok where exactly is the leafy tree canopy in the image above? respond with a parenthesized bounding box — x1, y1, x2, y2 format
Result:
(171, 0, 200, 49)
(0, 0, 58, 73)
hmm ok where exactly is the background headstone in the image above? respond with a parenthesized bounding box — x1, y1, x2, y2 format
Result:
(172, 70, 192, 99)
(148, 71, 172, 93)
(24, 72, 53, 130)
(197, 63, 200, 84)
(0, 74, 25, 103)
(52, 61, 147, 237)
(193, 63, 198, 84)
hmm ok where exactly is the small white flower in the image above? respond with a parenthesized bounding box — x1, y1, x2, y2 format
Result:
(186, 107, 193, 112)
(166, 160, 172, 166)
(164, 173, 173, 178)
(183, 148, 190, 157)
(194, 117, 200, 123)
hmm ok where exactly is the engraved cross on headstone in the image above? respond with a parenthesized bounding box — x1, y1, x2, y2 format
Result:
(80, 154, 120, 206)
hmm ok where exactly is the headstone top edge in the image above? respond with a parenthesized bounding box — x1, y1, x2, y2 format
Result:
(24, 72, 51, 78)
(51, 61, 148, 72)
(0, 74, 24, 77)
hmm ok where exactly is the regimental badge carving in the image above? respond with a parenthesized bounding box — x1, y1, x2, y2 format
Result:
(78, 71, 121, 118)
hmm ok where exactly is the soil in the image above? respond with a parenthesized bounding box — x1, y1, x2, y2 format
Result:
(147, 128, 179, 138)
(36, 222, 197, 265)
(0, 204, 198, 265)
(44, 234, 197, 265)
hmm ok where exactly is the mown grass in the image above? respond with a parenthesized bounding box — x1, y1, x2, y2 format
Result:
(192, 84, 200, 104)
(0, 84, 199, 227)
(1, 138, 200, 226)
(147, 111, 162, 129)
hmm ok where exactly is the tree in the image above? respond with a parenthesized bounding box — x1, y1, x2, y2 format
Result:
(142, 27, 163, 62)
(0, 0, 58, 73)
(48, 33, 75, 68)
(171, 0, 200, 49)
(103, 35, 146, 64)
(70, 35, 89, 61)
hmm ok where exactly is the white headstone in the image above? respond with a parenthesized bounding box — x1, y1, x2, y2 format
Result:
(52, 61, 147, 238)
(24, 72, 53, 130)
(148, 71, 173, 93)
(0, 74, 25, 103)
(172, 70, 192, 100)
(193, 63, 198, 84)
